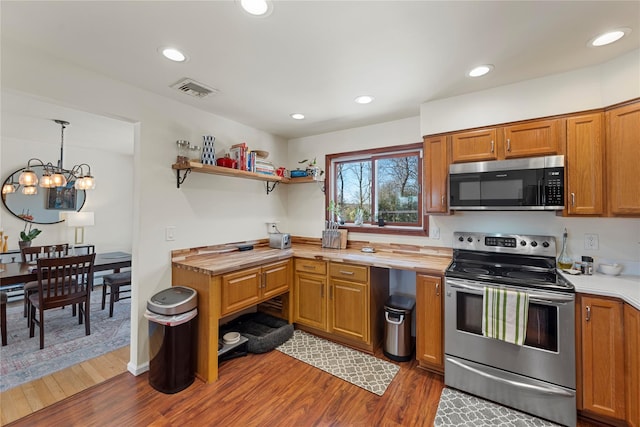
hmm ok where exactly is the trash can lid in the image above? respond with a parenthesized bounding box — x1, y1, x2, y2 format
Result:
(148, 286, 197, 316)
(385, 294, 415, 311)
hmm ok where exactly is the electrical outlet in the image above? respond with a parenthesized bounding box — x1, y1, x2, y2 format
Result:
(266, 222, 279, 234)
(165, 226, 176, 241)
(584, 233, 599, 250)
(430, 224, 440, 239)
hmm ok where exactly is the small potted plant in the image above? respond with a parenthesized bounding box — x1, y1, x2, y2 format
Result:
(19, 223, 41, 250)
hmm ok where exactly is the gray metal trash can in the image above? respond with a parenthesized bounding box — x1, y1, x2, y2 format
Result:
(383, 294, 415, 362)
(145, 286, 198, 394)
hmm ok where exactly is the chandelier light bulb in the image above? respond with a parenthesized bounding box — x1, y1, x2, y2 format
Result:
(22, 185, 38, 195)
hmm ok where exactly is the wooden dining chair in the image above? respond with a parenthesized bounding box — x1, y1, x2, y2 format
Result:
(21, 244, 70, 321)
(28, 253, 95, 349)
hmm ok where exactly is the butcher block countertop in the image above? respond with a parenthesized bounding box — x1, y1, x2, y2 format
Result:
(172, 240, 453, 277)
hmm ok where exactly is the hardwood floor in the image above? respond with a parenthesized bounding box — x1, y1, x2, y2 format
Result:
(3, 345, 604, 427)
(0, 346, 129, 425)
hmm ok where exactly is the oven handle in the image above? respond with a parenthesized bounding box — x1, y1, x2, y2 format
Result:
(447, 280, 574, 304)
(446, 357, 575, 397)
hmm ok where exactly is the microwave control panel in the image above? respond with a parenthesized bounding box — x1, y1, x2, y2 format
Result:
(544, 167, 564, 206)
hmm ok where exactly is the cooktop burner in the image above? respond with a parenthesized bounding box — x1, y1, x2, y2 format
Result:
(446, 231, 575, 292)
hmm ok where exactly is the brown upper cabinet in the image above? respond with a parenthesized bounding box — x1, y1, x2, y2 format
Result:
(424, 135, 449, 214)
(606, 101, 640, 216)
(565, 113, 605, 216)
(450, 119, 562, 163)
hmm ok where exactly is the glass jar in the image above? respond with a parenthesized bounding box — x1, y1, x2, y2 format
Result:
(188, 145, 201, 162)
(557, 228, 573, 270)
(176, 140, 190, 165)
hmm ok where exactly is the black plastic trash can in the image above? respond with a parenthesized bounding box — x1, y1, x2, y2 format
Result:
(383, 294, 415, 362)
(145, 286, 198, 394)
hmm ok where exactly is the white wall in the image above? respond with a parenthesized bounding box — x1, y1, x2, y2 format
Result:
(420, 49, 640, 136)
(1, 38, 288, 373)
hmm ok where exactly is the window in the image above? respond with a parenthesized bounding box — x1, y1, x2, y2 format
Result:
(327, 143, 427, 235)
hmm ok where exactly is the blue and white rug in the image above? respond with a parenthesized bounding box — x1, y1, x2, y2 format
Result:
(435, 388, 560, 426)
(0, 288, 130, 392)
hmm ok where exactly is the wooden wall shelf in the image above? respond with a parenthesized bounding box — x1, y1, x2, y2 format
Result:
(172, 161, 284, 193)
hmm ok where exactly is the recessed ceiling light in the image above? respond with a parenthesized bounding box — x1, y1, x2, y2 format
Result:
(239, 0, 272, 16)
(354, 95, 374, 104)
(290, 113, 305, 120)
(468, 65, 494, 77)
(160, 47, 187, 62)
(589, 28, 631, 47)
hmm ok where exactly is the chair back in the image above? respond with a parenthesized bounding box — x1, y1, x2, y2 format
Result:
(21, 244, 69, 262)
(35, 253, 96, 308)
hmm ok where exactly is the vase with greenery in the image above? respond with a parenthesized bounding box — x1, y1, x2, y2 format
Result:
(19, 223, 41, 249)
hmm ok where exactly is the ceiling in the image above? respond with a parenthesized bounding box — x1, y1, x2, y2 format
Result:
(1, 1, 638, 140)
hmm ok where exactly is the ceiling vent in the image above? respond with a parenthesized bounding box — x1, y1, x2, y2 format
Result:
(170, 78, 219, 98)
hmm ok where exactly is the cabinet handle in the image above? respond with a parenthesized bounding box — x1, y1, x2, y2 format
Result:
(441, 195, 445, 206)
(436, 283, 440, 296)
(339, 270, 354, 276)
(571, 192, 575, 207)
(506, 138, 511, 152)
(490, 140, 494, 153)
(586, 306, 591, 322)
(303, 265, 315, 270)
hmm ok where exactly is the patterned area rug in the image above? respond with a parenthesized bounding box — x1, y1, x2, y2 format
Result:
(276, 329, 399, 396)
(0, 288, 130, 392)
(434, 388, 560, 426)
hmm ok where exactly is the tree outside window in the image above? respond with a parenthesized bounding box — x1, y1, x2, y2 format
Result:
(327, 143, 425, 235)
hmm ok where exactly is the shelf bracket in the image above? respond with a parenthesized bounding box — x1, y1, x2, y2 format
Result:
(265, 181, 279, 194)
(176, 168, 191, 189)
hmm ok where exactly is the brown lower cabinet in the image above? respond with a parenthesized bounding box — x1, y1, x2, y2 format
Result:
(293, 259, 389, 353)
(576, 294, 639, 426)
(416, 274, 443, 373)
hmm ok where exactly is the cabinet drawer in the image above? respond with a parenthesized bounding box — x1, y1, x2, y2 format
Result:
(329, 263, 368, 283)
(295, 259, 326, 275)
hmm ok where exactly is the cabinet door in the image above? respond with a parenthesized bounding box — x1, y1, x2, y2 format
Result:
(451, 128, 498, 163)
(424, 135, 450, 213)
(566, 113, 604, 215)
(294, 272, 327, 330)
(416, 275, 443, 371)
(625, 304, 640, 427)
(502, 119, 561, 159)
(262, 260, 291, 300)
(329, 279, 368, 343)
(606, 102, 640, 215)
(221, 267, 261, 316)
(580, 296, 625, 420)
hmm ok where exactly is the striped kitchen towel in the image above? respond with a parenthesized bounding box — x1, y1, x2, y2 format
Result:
(482, 287, 529, 346)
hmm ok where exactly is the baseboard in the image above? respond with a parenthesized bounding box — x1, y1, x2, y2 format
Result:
(128, 361, 149, 376)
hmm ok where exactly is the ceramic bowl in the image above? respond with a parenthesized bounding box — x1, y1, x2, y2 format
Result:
(223, 332, 240, 344)
(599, 263, 623, 276)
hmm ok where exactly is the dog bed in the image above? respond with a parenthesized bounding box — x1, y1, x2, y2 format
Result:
(220, 312, 293, 353)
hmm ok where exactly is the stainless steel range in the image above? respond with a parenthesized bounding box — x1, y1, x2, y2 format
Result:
(444, 231, 576, 427)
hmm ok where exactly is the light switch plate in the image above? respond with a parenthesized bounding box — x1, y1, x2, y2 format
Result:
(430, 224, 440, 239)
(166, 226, 176, 241)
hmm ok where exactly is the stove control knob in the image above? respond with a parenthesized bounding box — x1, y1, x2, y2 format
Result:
(458, 236, 464, 242)
(542, 241, 550, 248)
(531, 241, 538, 247)
(467, 237, 473, 243)
(520, 240, 527, 246)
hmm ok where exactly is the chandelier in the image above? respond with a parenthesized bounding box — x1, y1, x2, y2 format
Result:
(2, 120, 95, 195)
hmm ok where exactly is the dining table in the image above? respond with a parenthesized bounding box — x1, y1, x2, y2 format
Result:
(0, 251, 132, 286)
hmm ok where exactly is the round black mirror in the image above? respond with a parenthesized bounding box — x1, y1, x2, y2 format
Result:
(1, 165, 87, 224)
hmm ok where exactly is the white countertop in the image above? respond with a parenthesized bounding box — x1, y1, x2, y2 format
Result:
(561, 271, 640, 310)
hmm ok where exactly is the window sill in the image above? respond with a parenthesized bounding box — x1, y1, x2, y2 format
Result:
(340, 224, 428, 237)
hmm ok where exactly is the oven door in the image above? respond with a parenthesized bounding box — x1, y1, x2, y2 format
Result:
(444, 277, 575, 389)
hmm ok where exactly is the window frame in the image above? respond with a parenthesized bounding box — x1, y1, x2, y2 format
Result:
(325, 142, 428, 237)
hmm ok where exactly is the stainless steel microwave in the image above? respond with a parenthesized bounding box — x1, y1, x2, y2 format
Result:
(448, 155, 564, 210)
